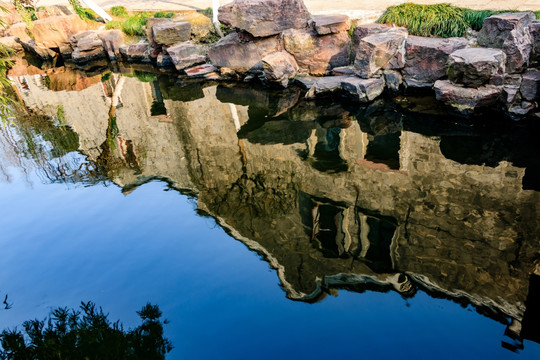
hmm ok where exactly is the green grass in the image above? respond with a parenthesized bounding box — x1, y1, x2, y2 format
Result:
(69, 0, 97, 21)
(153, 11, 175, 18)
(378, 3, 540, 38)
(106, 12, 151, 36)
(110, 6, 128, 17)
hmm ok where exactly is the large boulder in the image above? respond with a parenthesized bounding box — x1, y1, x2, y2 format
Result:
(304, 76, 348, 99)
(119, 43, 152, 63)
(282, 28, 350, 76)
(530, 21, 540, 66)
(99, 30, 124, 61)
(351, 23, 404, 54)
(403, 35, 468, 87)
(261, 51, 299, 87)
(218, 0, 312, 37)
(354, 31, 407, 78)
(71, 31, 106, 64)
(0, 2, 23, 25)
(0, 36, 23, 52)
(152, 21, 191, 46)
(173, 12, 214, 41)
(31, 15, 90, 53)
(6, 22, 31, 42)
(208, 31, 282, 73)
(341, 77, 385, 102)
(520, 70, 540, 101)
(446, 48, 506, 87)
(433, 80, 502, 116)
(477, 12, 535, 74)
(166, 42, 207, 71)
(312, 15, 350, 35)
(146, 18, 171, 47)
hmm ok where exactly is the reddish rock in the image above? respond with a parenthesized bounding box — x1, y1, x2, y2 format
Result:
(167, 42, 207, 70)
(35, 5, 74, 20)
(119, 43, 152, 63)
(32, 15, 90, 50)
(99, 30, 124, 61)
(434, 80, 502, 116)
(354, 31, 406, 78)
(403, 35, 468, 87)
(6, 22, 31, 42)
(312, 15, 350, 35)
(477, 12, 535, 74)
(282, 28, 350, 76)
(152, 21, 191, 46)
(351, 23, 404, 54)
(261, 50, 298, 87)
(520, 70, 540, 101)
(447, 48, 506, 87)
(208, 32, 282, 73)
(218, 0, 312, 37)
(185, 64, 218, 78)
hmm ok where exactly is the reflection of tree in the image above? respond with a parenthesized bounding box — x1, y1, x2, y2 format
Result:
(0, 302, 172, 360)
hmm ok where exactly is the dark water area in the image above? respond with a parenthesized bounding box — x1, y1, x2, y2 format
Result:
(0, 61, 539, 359)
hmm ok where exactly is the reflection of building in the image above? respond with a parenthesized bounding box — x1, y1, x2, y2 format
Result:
(9, 68, 540, 348)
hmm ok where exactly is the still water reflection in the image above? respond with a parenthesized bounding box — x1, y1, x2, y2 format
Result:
(1, 62, 539, 359)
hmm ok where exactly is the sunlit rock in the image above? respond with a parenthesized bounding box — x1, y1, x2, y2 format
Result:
(354, 31, 407, 78)
(312, 14, 350, 35)
(447, 48, 506, 87)
(261, 50, 299, 87)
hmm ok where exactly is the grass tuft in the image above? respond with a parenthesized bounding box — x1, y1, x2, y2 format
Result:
(110, 6, 128, 17)
(153, 11, 175, 18)
(106, 12, 151, 36)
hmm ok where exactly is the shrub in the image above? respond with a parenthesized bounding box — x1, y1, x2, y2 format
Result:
(154, 11, 174, 18)
(110, 5, 128, 17)
(69, 0, 97, 21)
(106, 13, 151, 36)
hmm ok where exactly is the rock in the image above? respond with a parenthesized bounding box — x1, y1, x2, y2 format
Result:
(520, 70, 540, 101)
(502, 86, 519, 104)
(17, 39, 57, 60)
(261, 51, 298, 87)
(208, 32, 282, 73)
(173, 12, 214, 41)
(282, 28, 350, 76)
(119, 43, 152, 63)
(354, 31, 407, 78)
(77, 32, 103, 52)
(433, 79, 502, 116)
(152, 21, 191, 46)
(508, 101, 535, 116)
(72, 46, 106, 64)
(6, 22, 31, 42)
(146, 18, 172, 48)
(294, 75, 318, 90)
(156, 52, 173, 67)
(351, 23, 404, 54)
(341, 77, 385, 102)
(0, 3, 22, 25)
(218, 0, 312, 37)
(32, 15, 90, 50)
(35, 5, 74, 19)
(185, 64, 218, 78)
(312, 15, 350, 35)
(167, 42, 207, 70)
(403, 36, 468, 87)
(332, 66, 355, 76)
(99, 30, 124, 61)
(446, 47, 506, 87)
(383, 70, 402, 94)
(477, 12, 535, 74)
(0, 36, 23, 52)
(305, 76, 348, 99)
(530, 21, 540, 66)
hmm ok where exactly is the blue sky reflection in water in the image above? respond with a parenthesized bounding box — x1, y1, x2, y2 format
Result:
(0, 67, 539, 359)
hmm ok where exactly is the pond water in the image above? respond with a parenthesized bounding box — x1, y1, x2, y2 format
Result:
(0, 61, 539, 359)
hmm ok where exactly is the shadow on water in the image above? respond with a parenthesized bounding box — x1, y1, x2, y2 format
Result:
(3, 64, 540, 354)
(0, 302, 172, 360)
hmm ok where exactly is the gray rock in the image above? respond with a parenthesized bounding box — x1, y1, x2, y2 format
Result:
(98, 30, 124, 61)
(208, 32, 282, 73)
(508, 101, 535, 116)
(403, 35, 468, 87)
(447, 47, 506, 87)
(305, 76, 348, 99)
(530, 21, 540, 66)
(77, 32, 102, 52)
(383, 70, 402, 94)
(502, 86, 519, 104)
(294, 75, 318, 90)
(72, 46, 106, 64)
(146, 18, 171, 47)
(119, 43, 152, 63)
(477, 12, 535, 74)
(152, 21, 191, 46)
(167, 42, 207, 70)
(218, 0, 312, 37)
(262, 51, 299, 87)
(312, 15, 350, 35)
(156, 53, 173, 67)
(341, 77, 385, 102)
(433, 79, 502, 116)
(354, 31, 406, 78)
(520, 70, 540, 101)
(283, 28, 350, 76)
(351, 24, 406, 55)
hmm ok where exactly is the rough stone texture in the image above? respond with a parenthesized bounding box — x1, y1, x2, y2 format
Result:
(99, 30, 124, 61)
(383, 70, 402, 94)
(447, 48, 506, 87)
(520, 70, 540, 101)
(72, 46, 107, 64)
(508, 101, 535, 117)
(262, 51, 298, 87)
(77, 32, 102, 52)
(332, 66, 355, 76)
(208, 32, 282, 73)
(156, 52, 173, 67)
(32, 15, 90, 50)
(403, 36, 468, 87)
(477, 12, 536, 74)
(354, 31, 406, 78)
(218, 0, 312, 37)
(304, 76, 348, 99)
(17, 39, 56, 60)
(312, 15, 350, 35)
(351, 24, 405, 54)
(119, 43, 152, 63)
(146, 18, 171, 47)
(0, 36, 23, 52)
(283, 28, 350, 76)
(173, 12, 214, 41)
(167, 42, 207, 71)
(434, 80, 502, 116)
(530, 21, 540, 66)
(35, 5, 74, 20)
(152, 21, 191, 46)
(0, 2, 22, 25)
(6, 22, 31, 42)
(341, 77, 385, 102)
(185, 64, 218, 78)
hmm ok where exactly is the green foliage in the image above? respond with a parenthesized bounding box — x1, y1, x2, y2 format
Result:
(0, 41, 14, 125)
(378, 3, 540, 38)
(125, 71, 157, 83)
(110, 6, 128, 17)
(106, 12, 150, 36)
(101, 71, 113, 82)
(153, 11, 174, 19)
(0, 302, 173, 359)
(13, 0, 35, 29)
(200, 7, 213, 18)
(69, 0, 96, 21)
